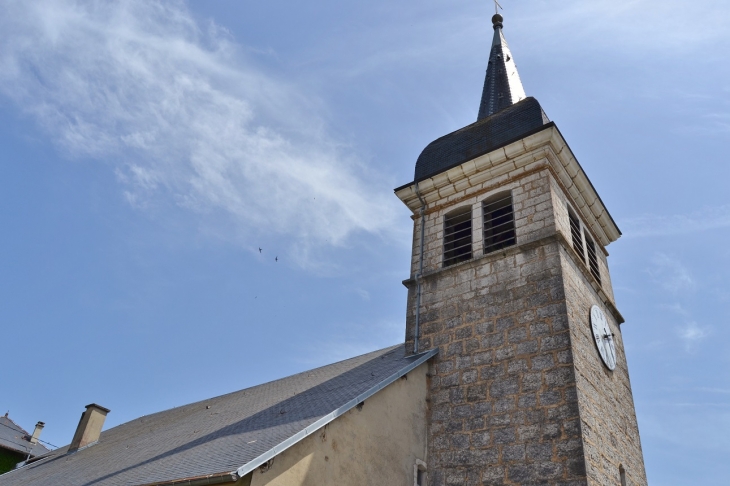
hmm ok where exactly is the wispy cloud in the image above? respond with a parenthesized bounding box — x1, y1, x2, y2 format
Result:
(676, 321, 710, 352)
(649, 253, 696, 294)
(335, 0, 730, 73)
(701, 113, 730, 134)
(0, 0, 401, 264)
(355, 288, 371, 301)
(294, 319, 403, 367)
(662, 303, 710, 352)
(696, 387, 730, 395)
(518, 0, 730, 55)
(621, 206, 730, 238)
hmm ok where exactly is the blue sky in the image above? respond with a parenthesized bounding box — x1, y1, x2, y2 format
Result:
(1, 0, 728, 483)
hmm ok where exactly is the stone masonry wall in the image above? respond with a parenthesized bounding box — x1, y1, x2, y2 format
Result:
(549, 176, 615, 305)
(410, 238, 586, 485)
(559, 248, 647, 486)
(403, 163, 646, 485)
(409, 163, 557, 277)
(406, 169, 589, 485)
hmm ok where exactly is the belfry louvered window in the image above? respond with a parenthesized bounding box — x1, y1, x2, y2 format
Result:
(443, 207, 472, 267)
(483, 192, 516, 254)
(585, 232, 601, 285)
(568, 206, 586, 263)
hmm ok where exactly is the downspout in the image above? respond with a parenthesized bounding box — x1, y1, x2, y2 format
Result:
(413, 181, 427, 354)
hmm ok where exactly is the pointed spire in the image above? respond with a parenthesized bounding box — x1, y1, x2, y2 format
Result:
(477, 14, 527, 121)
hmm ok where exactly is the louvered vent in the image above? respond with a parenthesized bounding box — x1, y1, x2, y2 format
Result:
(585, 232, 601, 285)
(483, 192, 516, 254)
(443, 207, 473, 267)
(568, 207, 586, 263)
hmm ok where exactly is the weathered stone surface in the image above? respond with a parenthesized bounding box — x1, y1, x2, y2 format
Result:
(402, 163, 646, 485)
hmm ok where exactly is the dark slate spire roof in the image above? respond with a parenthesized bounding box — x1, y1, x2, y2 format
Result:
(405, 13, 549, 185)
(477, 14, 527, 120)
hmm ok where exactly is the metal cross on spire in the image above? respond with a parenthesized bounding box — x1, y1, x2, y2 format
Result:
(494, 0, 503, 15)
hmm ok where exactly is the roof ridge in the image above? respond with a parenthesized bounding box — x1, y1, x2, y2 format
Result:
(0, 415, 30, 435)
(100, 344, 404, 434)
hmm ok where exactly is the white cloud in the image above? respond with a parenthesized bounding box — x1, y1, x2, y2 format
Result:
(621, 205, 730, 238)
(355, 288, 371, 301)
(337, 0, 730, 78)
(663, 304, 710, 351)
(699, 113, 730, 134)
(518, 0, 730, 55)
(677, 321, 710, 352)
(649, 253, 696, 294)
(0, 0, 401, 261)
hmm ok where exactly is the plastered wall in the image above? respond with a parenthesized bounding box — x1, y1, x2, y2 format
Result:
(248, 362, 430, 486)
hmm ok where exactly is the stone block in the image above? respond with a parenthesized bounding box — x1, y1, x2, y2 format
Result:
(492, 427, 516, 445)
(452, 434, 470, 449)
(462, 369, 478, 384)
(471, 431, 491, 448)
(453, 405, 475, 418)
(502, 444, 526, 461)
(526, 443, 553, 461)
(516, 339, 539, 355)
(490, 377, 519, 398)
(467, 385, 488, 402)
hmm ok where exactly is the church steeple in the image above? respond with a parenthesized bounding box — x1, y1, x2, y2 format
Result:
(477, 13, 527, 120)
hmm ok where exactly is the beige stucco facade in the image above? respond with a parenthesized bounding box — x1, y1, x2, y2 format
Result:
(226, 361, 430, 486)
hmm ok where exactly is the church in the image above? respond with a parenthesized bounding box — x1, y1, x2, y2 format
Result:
(0, 13, 647, 486)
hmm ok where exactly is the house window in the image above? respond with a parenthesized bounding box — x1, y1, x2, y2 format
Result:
(585, 231, 601, 285)
(619, 465, 627, 486)
(568, 206, 586, 263)
(483, 192, 516, 254)
(443, 206, 472, 267)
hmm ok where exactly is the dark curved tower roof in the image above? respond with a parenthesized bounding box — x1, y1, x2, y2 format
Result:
(413, 97, 550, 183)
(409, 13, 548, 184)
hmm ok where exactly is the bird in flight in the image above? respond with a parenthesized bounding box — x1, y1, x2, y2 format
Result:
(275, 256, 278, 262)
(258, 247, 262, 253)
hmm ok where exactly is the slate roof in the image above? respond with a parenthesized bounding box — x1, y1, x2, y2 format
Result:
(411, 97, 550, 184)
(0, 344, 436, 486)
(0, 416, 50, 458)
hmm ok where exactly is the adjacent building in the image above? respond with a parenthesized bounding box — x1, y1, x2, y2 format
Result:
(0, 414, 49, 474)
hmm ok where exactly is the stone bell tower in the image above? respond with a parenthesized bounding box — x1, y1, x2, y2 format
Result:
(395, 14, 647, 486)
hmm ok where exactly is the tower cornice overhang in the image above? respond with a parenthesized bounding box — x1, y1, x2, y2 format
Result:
(395, 124, 621, 248)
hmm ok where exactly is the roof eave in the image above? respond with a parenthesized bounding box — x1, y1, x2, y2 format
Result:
(135, 471, 239, 486)
(233, 348, 438, 479)
(395, 124, 621, 247)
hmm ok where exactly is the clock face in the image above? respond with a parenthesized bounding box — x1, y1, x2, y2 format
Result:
(590, 305, 616, 371)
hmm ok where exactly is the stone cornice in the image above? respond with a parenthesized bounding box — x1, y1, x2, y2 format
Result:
(395, 125, 621, 248)
(402, 233, 624, 325)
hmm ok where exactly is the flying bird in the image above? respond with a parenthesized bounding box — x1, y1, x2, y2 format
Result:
(275, 256, 278, 262)
(258, 247, 262, 253)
